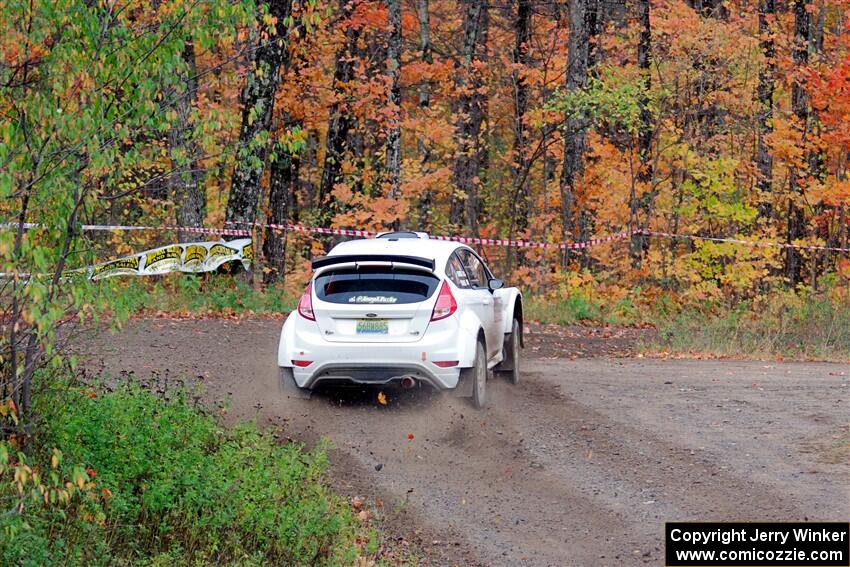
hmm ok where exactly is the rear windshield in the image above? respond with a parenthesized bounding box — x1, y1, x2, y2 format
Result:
(315, 267, 439, 305)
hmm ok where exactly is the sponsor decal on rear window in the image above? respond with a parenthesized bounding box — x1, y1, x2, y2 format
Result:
(347, 295, 399, 304)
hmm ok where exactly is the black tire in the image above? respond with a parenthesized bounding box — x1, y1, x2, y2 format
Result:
(498, 318, 521, 385)
(461, 340, 487, 409)
(279, 367, 311, 399)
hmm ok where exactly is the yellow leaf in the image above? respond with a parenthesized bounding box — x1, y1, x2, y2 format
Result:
(377, 391, 387, 405)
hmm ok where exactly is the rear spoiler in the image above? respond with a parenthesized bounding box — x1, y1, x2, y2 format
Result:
(311, 254, 435, 271)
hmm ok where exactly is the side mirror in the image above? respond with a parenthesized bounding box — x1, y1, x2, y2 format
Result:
(488, 278, 504, 291)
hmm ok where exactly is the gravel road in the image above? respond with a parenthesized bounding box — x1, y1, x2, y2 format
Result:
(79, 318, 849, 566)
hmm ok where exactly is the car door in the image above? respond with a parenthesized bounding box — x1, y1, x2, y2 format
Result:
(477, 253, 505, 340)
(454, 249, 499, 360)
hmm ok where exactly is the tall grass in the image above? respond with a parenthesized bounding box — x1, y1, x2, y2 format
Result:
(105, 274, 297, 318)
(656, 292, 850, 361)
(524, 286, 849, 361)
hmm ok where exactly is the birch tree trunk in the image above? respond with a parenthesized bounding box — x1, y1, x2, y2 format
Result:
(417, 0, 434, 230)
(511, 0, 531, 233)
(318, 1, 358, 224)
(560, 0, 599, 264)
(385, 0, 402, 228)
(169, 40, 206, 243)
(786, 0, 810, 286)
(263, 120, 299, 285)
(451, 0, 488, 235)
(629, 0, 653, 266)
(756, 0, 776, 218)
(225, 0, 293, 234)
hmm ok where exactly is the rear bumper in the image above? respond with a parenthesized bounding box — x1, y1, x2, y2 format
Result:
(278, 315, 472, 389)
(302, 363, 451, 389)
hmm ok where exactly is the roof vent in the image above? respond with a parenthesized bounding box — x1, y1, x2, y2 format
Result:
(376, 231, 429, 240)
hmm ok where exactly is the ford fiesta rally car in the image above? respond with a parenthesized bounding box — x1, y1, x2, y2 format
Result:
(278, 231, 523, 408)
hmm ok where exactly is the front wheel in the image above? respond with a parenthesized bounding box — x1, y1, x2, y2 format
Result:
(498, 318, 521, 385)
(460, 340, 487, 409)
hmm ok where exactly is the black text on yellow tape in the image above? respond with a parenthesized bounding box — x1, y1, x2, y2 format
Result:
(91, 256, 141, 279)
(144, 245, 182, 270)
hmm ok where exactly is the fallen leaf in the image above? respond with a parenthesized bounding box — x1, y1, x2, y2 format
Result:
(377, 391, 387, 405)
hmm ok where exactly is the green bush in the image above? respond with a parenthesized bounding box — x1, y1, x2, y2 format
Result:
(525, 294, 603, 325)
(0, 443, 112, 567)
(1, 383, 358, 566)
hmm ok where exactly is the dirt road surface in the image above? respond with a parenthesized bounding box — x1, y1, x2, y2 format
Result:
(79, 318, 849, 567)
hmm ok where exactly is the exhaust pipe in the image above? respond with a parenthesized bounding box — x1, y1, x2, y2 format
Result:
(400, 376, 416, 389)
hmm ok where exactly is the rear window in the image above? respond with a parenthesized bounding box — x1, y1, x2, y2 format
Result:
(315, 267, 440, 305)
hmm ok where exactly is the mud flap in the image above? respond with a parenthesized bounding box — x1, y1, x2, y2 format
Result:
(279, 367, 311, 399)
(453, 367, 495, 397)
(452, 371, 474, 397)
(495, 333, 514, 372)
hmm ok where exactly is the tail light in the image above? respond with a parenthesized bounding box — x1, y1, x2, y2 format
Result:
(292, 360, 313, 367)
(297, 282, 315, 320)
(430, 281, 457, 321)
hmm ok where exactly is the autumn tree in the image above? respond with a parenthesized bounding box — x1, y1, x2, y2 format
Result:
(0, 0, 253, 421)
(263, 6, 305, 285)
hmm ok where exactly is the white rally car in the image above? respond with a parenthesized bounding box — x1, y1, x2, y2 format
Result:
(278, 231, 523, 408)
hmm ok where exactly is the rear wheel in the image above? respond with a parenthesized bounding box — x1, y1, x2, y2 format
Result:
(461, 340, 487, 409)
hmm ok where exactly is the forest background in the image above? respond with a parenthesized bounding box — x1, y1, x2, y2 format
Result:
(2, 0, 850, 415)
(0, 1, 848, 563)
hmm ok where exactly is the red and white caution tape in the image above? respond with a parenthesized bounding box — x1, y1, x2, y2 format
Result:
(5, 220, 848, 253)
(1, 222, 250, 237)
(226, 221, 637, 250)
(426, 230, 636, 249)
(644, 230, 850, 253)
(269, 223, 376, 238)
(230, 221, 850, 252)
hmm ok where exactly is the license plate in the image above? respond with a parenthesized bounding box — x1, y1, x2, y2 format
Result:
(356, 319, 388, 334)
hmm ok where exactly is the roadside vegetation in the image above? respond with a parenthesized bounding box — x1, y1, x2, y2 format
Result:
(0, 377, 379, 566)
(110, 274, 296, 319)
(525, 282, 850, 361)
(102, 273, 850, 362)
